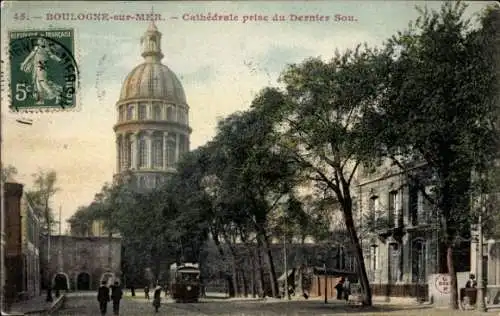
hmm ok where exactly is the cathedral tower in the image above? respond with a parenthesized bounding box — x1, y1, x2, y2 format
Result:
(114, 22, 191, 189)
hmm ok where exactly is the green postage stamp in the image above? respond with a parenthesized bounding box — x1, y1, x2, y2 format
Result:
(8, 29, 79, 111)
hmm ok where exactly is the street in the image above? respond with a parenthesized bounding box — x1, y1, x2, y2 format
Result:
(52, 292, 497, 316)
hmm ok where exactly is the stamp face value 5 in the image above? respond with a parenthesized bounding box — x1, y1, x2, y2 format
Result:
(8, 29, 79, 111)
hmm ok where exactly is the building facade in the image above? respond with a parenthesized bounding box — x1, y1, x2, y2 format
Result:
(3, 182, 42, 307)
(20, 192, 41, 298)
(355, 161, 470, 299)
(41, 235, 121, 291)
(114, 22, 191, 189)
(4, 183, 23, 306)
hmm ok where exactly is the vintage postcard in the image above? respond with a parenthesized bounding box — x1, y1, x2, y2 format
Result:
(1, 1, 498, 315)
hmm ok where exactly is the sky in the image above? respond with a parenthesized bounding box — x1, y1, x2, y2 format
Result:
(0, 1, 492, 232)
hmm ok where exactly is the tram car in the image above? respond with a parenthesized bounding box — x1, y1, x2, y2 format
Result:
(170, 262, 201, 303)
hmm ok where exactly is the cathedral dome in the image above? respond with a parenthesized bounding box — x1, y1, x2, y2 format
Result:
(117, 21, 187, 106)
(118, 63, 186, 105)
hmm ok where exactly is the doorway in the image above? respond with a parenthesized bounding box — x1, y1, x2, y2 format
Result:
(54, 273, 69, 290)
(77, 272, 91, 290)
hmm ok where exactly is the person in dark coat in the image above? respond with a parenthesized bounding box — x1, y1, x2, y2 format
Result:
(144, 285, 150, 300)
(97, 281, 111, 316)
(152, 284, 162, 313)
(111, 281, 123, 316)
(335, 277, 345, 300)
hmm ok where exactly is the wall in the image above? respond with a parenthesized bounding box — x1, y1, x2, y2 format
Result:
(4, 182, 24, 306)
(41, 235, 122, 290)
(21, 193, 41, 298)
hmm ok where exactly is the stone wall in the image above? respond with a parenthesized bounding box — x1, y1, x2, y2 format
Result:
(41, 235, 122, 290)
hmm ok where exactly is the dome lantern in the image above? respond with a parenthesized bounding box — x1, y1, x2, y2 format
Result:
(140, 21, 164, 62)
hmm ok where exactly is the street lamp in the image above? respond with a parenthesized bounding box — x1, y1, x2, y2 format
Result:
(476, 202, 487, 312)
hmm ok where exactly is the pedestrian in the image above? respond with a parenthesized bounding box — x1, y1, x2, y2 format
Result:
(97, 280, 111, 316)
(466, 274, 477, 288)
(335, 277, 344, 300)
(111, 281, 123, 316)
(343, 277, 351, 302)
(152, 283, 162, 313)
(144, 285, 150, 300)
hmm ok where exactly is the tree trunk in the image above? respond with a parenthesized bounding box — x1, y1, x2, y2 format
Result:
(447, 244, 459, 309)
(241, 267, 248, 297)
(342, 196, 372, 306)
(251, 254, 257, 298)
(256, 240, 265, 297)
(261, 232, 279, 298)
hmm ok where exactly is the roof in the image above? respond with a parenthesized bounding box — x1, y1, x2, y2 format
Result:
(118, 62, 187, 105)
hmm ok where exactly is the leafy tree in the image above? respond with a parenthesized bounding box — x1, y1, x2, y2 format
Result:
(204, 108, 301, 298)
(1, 165, 18, 182)
(253, 43, 382, 305)
(25, 169, 60, 234)
(363, 2, 498, 309)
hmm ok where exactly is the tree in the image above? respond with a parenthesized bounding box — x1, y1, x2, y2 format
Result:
(25, 169, 60, 234)
(1, 165, 18, 182)
(364, 2, 499, 309)
(253, 43, 383, 305)
(203, 108, 301, 298)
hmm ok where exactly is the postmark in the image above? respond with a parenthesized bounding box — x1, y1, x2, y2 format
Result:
(8, 29, 80, 111)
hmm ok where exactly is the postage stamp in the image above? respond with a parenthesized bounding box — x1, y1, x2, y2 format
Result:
(8, 29, 79, 111)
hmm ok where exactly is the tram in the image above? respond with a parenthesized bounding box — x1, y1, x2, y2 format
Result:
(170, 262, 201, 303)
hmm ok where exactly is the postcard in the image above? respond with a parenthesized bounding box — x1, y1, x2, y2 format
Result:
(0, 1, 497, 315)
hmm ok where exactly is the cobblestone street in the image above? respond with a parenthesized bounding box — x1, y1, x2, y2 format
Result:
(51, 292, 499, 316)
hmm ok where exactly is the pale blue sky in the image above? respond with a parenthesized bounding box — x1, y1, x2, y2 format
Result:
(0, 1, 492, 230)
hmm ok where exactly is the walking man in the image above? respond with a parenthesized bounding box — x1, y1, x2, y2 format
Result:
(97, 281, 110, 316)
(111, 281, 123, 316)
(144, 285, 150, 300)
(152, 283, 162, 313)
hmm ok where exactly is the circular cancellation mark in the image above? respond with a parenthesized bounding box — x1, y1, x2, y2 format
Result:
(8, 34, 80, 110)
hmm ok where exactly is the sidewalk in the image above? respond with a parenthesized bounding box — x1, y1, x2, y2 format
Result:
(8, 293, 55, 314)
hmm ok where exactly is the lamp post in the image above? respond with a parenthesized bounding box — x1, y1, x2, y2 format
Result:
(477, 211, 487, 311)
(283, 233, 288, 300)
(324, 262, 327, 304)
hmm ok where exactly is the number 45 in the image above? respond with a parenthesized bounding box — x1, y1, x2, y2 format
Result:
(15, 83, 32, 101)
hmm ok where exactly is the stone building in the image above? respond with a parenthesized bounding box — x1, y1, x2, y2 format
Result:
(3, 182, 42, 307)
(114, 21, 191, 190)
(3, 183, 24, 306)
(41, 235, 121, 291)
(355, 161, 470, 300)
(21, 192, 41, 298)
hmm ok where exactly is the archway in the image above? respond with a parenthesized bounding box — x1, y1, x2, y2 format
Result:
(77, 272, 91, 291)
(52, 273, 70, 290)
(100, 272, 115, 287)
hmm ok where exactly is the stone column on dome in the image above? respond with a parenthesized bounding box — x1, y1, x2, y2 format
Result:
(116, 135, 121, 173)
(131, 133, 138, 169)
(175, 133, 180, 163)
(147, 131, 153, 169)
(163, 132, 168, 169)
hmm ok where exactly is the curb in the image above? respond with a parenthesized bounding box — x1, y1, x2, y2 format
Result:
(46, 295, 65, 315)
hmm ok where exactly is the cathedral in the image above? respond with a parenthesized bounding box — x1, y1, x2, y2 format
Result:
(114, 22, 191, 189)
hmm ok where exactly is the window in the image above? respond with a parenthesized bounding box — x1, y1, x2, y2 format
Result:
(126, 105, 134, 120)
(389, 242, 402, 283)
(125, 136, 132, 169)
(166, 136, 176, 166)
(119, 105, 125, 122)
(178, 108, 187, 124)
(153, 104, 162, 120)
(411, 239, 426, 283)
(368, 196, 379, 225)
(178, 134, 187, 156)
(167, 105, 176, 121)
(409, 184, 419, 226)
(138, 135, 147, 168)
(138, 103, 147, 120)
(370, 245, 378, 271)
(152, 135, 163, 169)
